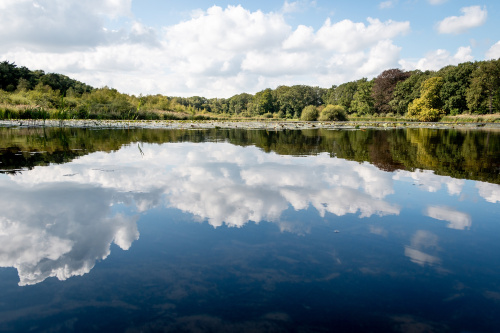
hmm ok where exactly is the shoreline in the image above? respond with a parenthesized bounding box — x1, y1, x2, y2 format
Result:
(2, 119, 500, 130)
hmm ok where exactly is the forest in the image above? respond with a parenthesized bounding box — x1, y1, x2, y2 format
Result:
(0, 58, 499, 122)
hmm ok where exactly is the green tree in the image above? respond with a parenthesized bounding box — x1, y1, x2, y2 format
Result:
(351, 78, 375, 115)
(208, 98, 229, 114)
(228, 93, 253, 115)
(389, 70, 434, 115)
(253, 88, 276, 115)
(16, 78, 31, 92)
(324, 81, 358, 113)
(26, 82, 62, 109)
(0, 61, 21, 91)
(466, 59, 500, 114)
(273, 85, 322, 118)
(438, 62, 476, 115)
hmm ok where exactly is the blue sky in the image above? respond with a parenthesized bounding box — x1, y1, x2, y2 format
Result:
(1, 0, 499, 97)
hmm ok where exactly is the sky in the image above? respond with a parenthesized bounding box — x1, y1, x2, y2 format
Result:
(1, 0, 499, 98)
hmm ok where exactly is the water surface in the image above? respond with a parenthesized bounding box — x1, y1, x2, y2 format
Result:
(0, 127, 499, 332)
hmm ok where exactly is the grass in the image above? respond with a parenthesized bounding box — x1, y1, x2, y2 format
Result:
(441, 114, 500, 123)
(1, 103, 500, 124)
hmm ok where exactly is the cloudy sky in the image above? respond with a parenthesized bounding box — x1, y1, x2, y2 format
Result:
(1, 0, 499, 97)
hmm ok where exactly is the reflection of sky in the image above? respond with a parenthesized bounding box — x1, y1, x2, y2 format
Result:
(476, 181, 500, 203)
(1, 141, 498, 285)
(393, 169, 465, 195)
(11, 143, 401, 228)
(404, 230, 441, 266)
(0, 181, 139, 286)
(425, 206, 472, 230)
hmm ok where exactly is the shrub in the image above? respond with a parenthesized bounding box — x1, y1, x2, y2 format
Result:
(318, 105, 347, 121)
(301, 105, 319, 121)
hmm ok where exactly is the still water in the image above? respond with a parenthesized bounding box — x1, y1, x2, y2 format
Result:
(0, 127, 499, 332)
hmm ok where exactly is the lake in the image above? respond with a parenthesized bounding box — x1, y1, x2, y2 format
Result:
(0, 126, 499, 332)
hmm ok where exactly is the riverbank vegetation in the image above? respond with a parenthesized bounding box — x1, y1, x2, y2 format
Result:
(1, 59, 499, 122)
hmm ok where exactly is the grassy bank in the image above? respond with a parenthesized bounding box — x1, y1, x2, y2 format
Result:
(2, 103, 500, 124)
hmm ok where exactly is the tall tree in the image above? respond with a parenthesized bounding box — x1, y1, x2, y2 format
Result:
(438, 62, 477, 115)
(350, 78, 375, 115)
(228, 93, 253, 115)
(466, 59, 500, 114)
(407, 76, 444, 121)
(253, 88, 276, 115)
(372, 68, 410, 114)
(273, 85, 320, 118)
(325, 81, 358, 113)
(0, 61, 21, 91)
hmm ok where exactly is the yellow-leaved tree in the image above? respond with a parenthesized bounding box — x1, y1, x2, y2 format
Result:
(407, 76, 444, 122)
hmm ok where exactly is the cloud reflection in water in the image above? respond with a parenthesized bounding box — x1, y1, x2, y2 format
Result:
(404, 230, 441, 267)
(425, 206, 472, 230)
(2, 141, 497, 285)
(0, 181, 139, 286)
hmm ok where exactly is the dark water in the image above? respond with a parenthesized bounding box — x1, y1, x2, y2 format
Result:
(0, 127, 499, 332)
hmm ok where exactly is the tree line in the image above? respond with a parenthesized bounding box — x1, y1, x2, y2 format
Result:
(1, 59, 499, 121)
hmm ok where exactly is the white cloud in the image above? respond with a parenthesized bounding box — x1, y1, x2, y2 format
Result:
(357, 39, 402, 77)
(313, 17, 410, 53)
(425, 206, 472, 230)
(379, 1, 396, 9)
(437, 6, 487, 34)
(241, 50, 316, 76)
(281, 24, 315, 50)
(0, 0, 135, 51)
(486, 41, 500, 60)
(0, 1, 411, 97)
(399, 46, 473, 71)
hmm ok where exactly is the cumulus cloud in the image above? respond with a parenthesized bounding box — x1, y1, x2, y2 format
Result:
(399, 46, 473, 71)
(425, 206, 472, 230)
(0, 1, 411, 97)
(0, 0, 136, 51)
(486, 41, 500, 60)
(437, 6, 487, 34)
(311, 17, 410, 53)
